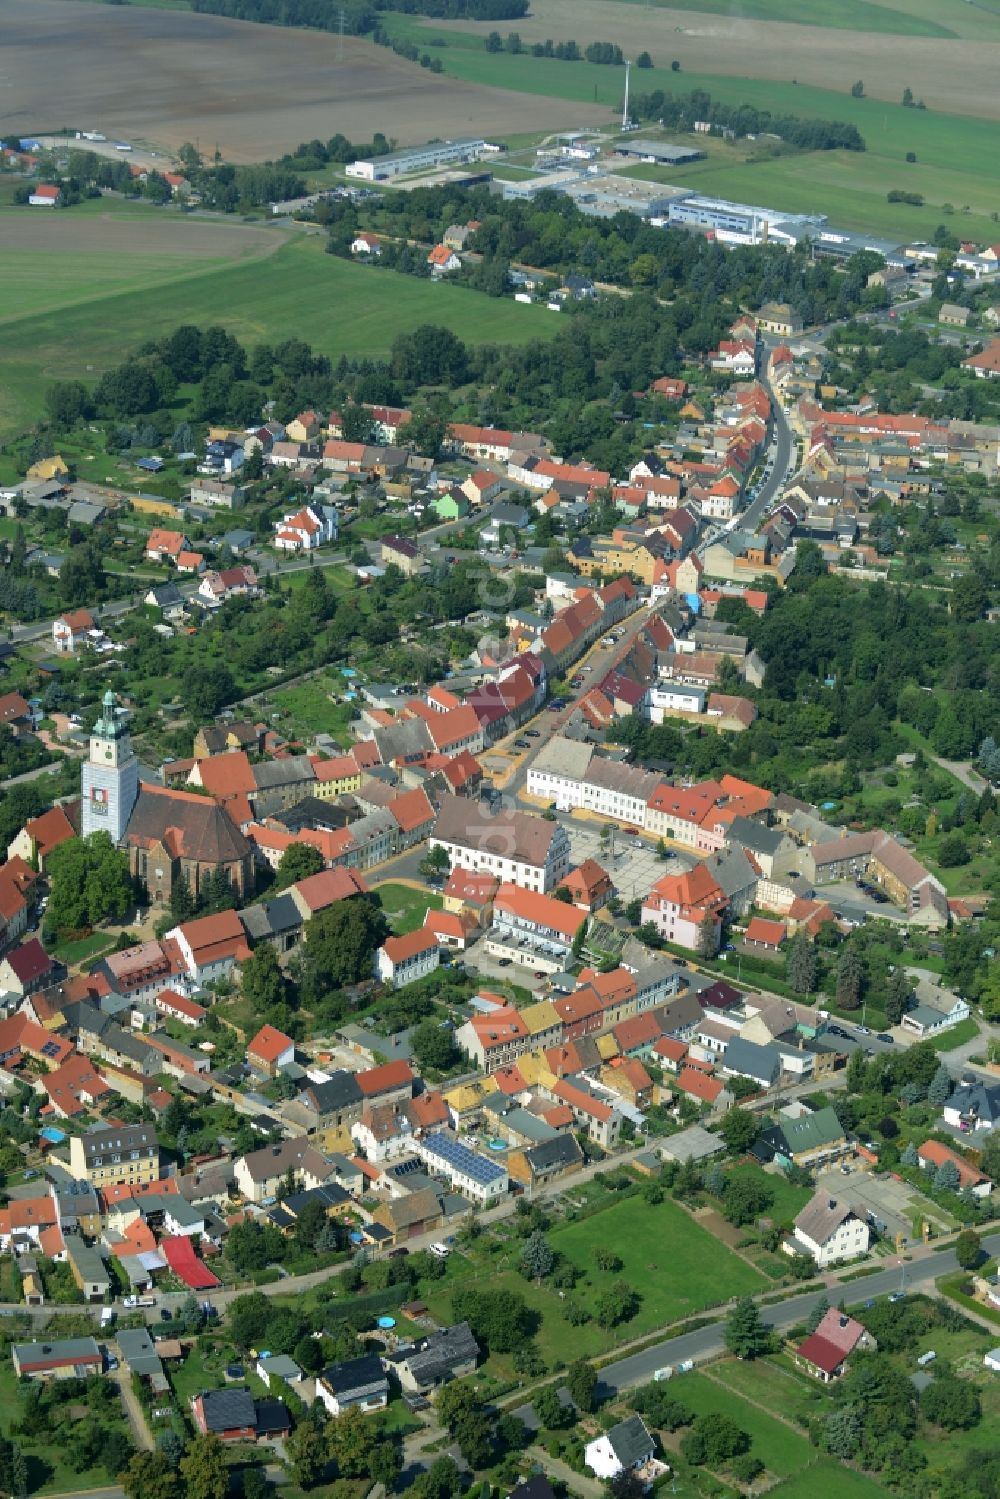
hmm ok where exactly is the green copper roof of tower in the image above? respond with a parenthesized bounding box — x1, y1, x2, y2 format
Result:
(94, 690, 128, 740)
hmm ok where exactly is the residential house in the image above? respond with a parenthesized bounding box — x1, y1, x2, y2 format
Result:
(943, 1080, 1000, 1133)
(428, 245, 461, 275)
(234, 1140, 336, 1205)
(376, 930, 441, 989)
(795, 1308, 874, 1383)
(68, 1125, 159, 1190)
(273, 505, 338, 552)
(900, 979, 971, 1037)
(585, 1416, 655, 1481)
(52, 609, 95, 654)
(317, 1353, 389, 1417)
(488, 884, 586, 969)
(392, 1322, 480, 1394)
(641, 863, 727, 951)
(247, 1025, 295, 1078)
(790, 1192, 871, 1267)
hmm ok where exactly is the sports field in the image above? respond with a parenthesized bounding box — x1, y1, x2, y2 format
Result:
(0, 215, 558, 439)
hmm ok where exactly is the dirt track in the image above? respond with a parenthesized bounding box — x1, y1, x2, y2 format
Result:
(0, 0, 602, 162)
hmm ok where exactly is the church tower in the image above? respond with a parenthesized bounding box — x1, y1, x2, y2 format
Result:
(81, 690, 139, 845)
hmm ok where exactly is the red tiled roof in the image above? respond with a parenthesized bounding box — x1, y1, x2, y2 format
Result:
(248, 1025, 293, 1064)
(381, 930, 440, 964)
(745, 916, 786, 947)
(357, 1060, 414, 1096)
(494, 884, 586, 942)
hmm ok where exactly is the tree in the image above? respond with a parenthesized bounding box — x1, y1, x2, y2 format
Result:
(851, 79, 865, 96)
(836, 943, 864, 1010)
(885, 967, 912, 1027)
(928, 1064, 953, 1105)
(722, 1172, 774, 1227)
(786, 930, 817, 995)
(241, 1470, 268, 1499)
(936, 1159, 962, 1193)
(520, 1229, 554, 1283)
(806, 1295, 830, 1334)
(419, 844, 450, 881)
(370, 1442, 402, 1490)
(823, 1405, 862, 1459)
(596, 1281, 640, 1329)
(412, 1019, 458, 1073)
(179, 1435, 229, 1499)
(45, 832, 133, 939)
(45, 380, 91, 427)
(920, 1374, 981, 1429)
(696, 911, 719, 959)
(567, 1358, 598, 1413)
(956, 1227, 982, 1269)
(902, 86, 914, 106)
(285, 1418, 329, 1489)
(240, 942, 288, 1016)
(485, 30, 502, 51)
(533, 1383, 572, 1431)
(725, 1298, 771, 1360)
(719, 1107, 759, 1156)
(121, 1451, 177, 1499)
(301, 894, 390, 998)
(636, 50, 653, 67)
(275, 841, 325, 890)
(938, 831, 971, 867)
(901, 1141, 918, 1166)
(451, 1286, 533, 1353)
(187, 661, 236, 719)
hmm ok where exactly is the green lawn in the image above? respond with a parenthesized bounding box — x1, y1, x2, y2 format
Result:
(374, 880, 442, 934)
(724, 1163, 814, 1225)
(665, 1369, 817, 1479)
(50, 930, 117, 966)
(268, 676, 360, 741)
(768, 1464, 891, 1498)
(927, 1016, 981, 1051)
(710, 1354, 832, 1427)
(0, 231, 558, 440)
(551, 1192, 766, 1325)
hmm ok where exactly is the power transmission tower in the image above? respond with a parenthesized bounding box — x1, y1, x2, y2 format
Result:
(338, 7, 346, 62)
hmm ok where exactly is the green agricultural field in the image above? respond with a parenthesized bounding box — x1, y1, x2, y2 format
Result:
(600, 0, 1000, 38)
(0, 227, 558, 440)
(373, 881, 442, 934)
(383, 18, 1000, 245)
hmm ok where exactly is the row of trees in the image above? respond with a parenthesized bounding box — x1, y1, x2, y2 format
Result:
(188, 0, 527, 31)
(629, 86, 866, 151)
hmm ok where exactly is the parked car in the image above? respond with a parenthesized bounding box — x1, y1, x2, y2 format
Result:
(876, 1032, 894, 1044)
(496, 957, 512, 967)
(525, 729, 540, 738)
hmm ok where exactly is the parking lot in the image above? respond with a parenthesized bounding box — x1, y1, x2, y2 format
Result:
(814, 1166, 952, 1243)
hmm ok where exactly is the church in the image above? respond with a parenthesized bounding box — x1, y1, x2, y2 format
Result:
(82, 691, 254, 904)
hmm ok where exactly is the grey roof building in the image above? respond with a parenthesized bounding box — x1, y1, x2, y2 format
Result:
(720, 1036, 781, 1087)
(393, 1321, 480, 1392)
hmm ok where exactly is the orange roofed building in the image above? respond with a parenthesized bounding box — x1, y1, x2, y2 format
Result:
(641, 862, 727, 952)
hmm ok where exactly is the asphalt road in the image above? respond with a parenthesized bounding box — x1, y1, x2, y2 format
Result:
(595, 1232, 1000, 1397)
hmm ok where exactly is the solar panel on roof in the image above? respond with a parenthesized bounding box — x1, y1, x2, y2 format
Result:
(41, 1040, 62, 1057)
(424, 1131, 505, 1186)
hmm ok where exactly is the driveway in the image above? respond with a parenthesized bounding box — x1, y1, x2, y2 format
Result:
(110, 1366, 154, 1452)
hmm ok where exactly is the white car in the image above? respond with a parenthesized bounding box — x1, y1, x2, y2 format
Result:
(428, 1242, 451, 1259)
